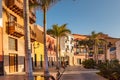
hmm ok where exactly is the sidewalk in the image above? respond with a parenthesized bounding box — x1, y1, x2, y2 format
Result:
(0, 67, 65, 80)
(59, 66, 106, 80)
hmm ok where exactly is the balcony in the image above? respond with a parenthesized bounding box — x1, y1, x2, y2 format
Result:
(30, 29, 36, 42)
(29, 11, 36, 24)
(29, 0, 36, 4)
(7, 21, 24, 38)
(6, 0, 23, 16)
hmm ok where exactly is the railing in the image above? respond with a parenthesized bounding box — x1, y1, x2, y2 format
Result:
(29, 11, 36, 24)
(7, 21, 24, 37)
(6, 0, 23, 16)
(7, 0, 23, 9)
(30, 29, 36, 42)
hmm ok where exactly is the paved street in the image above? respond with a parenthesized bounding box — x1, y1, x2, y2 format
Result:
(60, 66, 107, 80)
(0, 72, 57, 80)
(0, 67, 64, 80)
(0, 66, 107, 80)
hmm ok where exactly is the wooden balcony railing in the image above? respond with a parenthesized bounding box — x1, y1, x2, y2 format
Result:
(6, 0, 36, 23)
(7, 21, 24, 38)
(29, 11, 36, 24)
(6, 0, 23, 16)
(30, 29, 36, 42)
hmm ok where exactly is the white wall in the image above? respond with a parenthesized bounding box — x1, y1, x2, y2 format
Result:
(0, 0, 2, 27)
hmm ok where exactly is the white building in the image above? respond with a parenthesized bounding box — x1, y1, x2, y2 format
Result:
(60, 33, 74, 66)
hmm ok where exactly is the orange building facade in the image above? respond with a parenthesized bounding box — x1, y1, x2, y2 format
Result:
(32, 25, 56, 69)
(1, 0, 36, 75)
(0, 28, 3, 75)
(46, 34, 56, 67)
(73, 34, 89, 65)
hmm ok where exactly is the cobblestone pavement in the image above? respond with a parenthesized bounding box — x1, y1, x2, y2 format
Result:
(60, 66, 107, 80)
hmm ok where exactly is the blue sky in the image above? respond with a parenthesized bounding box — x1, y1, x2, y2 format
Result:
(36, 0, 120, 38)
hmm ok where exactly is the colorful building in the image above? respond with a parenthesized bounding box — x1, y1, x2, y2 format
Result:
(0, 28, 3, 75)
(0, 0, 3, 75)
(105, 37, 120, 61)
(73, 34, 89, 65)
(60, 33, 74, 66)
(1, 0, 36, 75)
(46, 35, 56, 67)
(32, 25, 56, 69)
(116, 40, 120, 62)
(32, 25, 44, 69)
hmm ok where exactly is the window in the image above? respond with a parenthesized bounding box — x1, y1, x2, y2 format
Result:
(77, 59, 81, 64)
(79, 47, 87, 53)
(66, 45, 69, 50)
(83, 48, 87, 53)
(9, 37, 18, 51)
(40, 55, 43, 67)
(71, 46, 73, 52)
(54, 45, 56, 51)
(34, 54, 37, 67)
(70, 38, 73, 44)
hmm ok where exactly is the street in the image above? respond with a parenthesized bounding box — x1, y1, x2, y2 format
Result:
(0, 66, 107, 80)
(60, 66, 107, 80)
(0, 67, 64, 80)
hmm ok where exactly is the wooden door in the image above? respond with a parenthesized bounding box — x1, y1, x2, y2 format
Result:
(9, 54, 18, 73)
(9, 54, 15, 73)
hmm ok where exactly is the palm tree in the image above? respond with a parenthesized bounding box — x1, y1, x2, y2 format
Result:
(78, 38, 97, 59)
(47, 24, 71, 69)
(89, 31, 103, 64)
(30, 0, 59, 79)
(99, 39, 108, 62)
(78, 39, 89, 59)
(23, 0, 33, 80)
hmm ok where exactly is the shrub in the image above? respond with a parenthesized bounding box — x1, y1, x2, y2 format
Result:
(82, 59, 96, 69)
(98, 59, 120, 80)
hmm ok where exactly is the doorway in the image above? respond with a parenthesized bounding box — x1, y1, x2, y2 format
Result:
(9, 53, 18, 73)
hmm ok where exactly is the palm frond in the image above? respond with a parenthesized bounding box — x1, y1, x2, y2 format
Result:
(47, 23, 71, 38)
(34, 0, 59, 11)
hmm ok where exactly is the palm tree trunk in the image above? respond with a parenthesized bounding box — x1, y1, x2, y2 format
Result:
(94, 45, 96, 61)
(105, 44, 107, 62)
(96, 45, 98, 64)
(56, 37, 59, 69)
(23, 0, 33, 80)
(43, 7, 50, 79)
(94, 42, 98, 64)
(86, 46, 88, 59)
(95, 42, 98, 64)
(59, 37, 61, 67)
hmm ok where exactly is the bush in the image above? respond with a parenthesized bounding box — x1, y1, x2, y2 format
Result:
(82, 59, 96, 69)
(98, 59, 120, 80)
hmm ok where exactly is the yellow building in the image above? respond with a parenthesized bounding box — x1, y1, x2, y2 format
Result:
(32, 25, 56, 69)
(1, 0, 36, 75)
(0, 0, 57, 75)
(32, 25, 44, 69)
